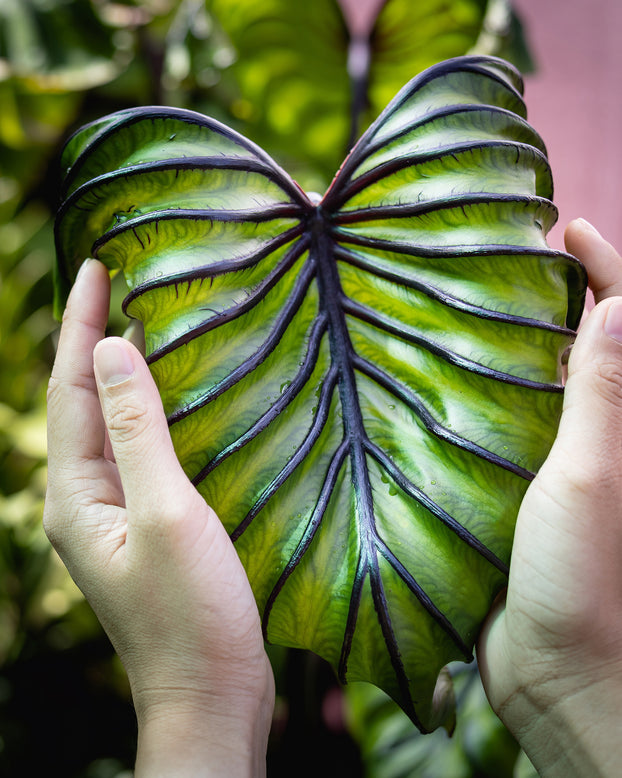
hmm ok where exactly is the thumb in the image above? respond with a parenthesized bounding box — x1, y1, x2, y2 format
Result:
(482, 298, 622, 662)
(93, 336, 188, 517)
(552, 297, 622, 495)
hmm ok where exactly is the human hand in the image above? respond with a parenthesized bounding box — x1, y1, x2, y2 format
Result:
(44, 259, 274, 777)
(478, 219, 622, 776)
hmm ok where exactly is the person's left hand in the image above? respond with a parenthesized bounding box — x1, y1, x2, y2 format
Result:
(44, 258, 274, 777)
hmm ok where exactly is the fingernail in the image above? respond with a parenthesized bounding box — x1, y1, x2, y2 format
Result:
(604, 301, 622, 344)
(576, 218, 602, 237)
(75, 258, 93, 283)
(95, 339, 135, 386)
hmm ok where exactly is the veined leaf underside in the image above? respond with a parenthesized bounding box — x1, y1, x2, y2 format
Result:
(55, 56, 586, 731)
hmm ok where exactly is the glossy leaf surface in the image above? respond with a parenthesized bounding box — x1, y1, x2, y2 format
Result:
(55, 56, 586, 732)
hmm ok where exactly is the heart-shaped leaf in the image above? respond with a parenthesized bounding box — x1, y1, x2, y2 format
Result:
(55, 55, 586, 732)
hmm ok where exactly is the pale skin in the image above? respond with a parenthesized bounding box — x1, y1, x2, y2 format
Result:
(44, 218, 622, 776)
(478, 219, 622, 776)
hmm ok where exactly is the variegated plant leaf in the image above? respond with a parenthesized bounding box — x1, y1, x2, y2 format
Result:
(54, 55, 586, 732)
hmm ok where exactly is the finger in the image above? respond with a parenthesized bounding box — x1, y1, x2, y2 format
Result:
(480, 297, 622, 718)
(93, 337, 191, 520)
(539, 296, 622, 520)
(564, 219, 622, 304)
(503, 297, 622, 644)
(47, 259, 111, 471)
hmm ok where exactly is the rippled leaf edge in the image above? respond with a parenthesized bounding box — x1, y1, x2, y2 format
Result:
(54, 56, 586, 732)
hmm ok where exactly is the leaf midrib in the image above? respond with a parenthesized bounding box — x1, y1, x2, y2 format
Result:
(310, 205, 464, 726)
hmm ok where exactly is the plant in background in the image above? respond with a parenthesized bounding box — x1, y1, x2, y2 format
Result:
(55, 54, 585, 734)
(207, 0, 534, 187)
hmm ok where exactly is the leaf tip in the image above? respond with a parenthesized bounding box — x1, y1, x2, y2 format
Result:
(428, 666, 457, 735)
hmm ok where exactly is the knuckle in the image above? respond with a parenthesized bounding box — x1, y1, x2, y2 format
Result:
(573, 357, 622, 408)
(594, 359, 622, 404)
(105, 394, 152, 444)
(42, 500, 67, 552)
(47, 369, 95, 404)
(42, 506, 56, 543)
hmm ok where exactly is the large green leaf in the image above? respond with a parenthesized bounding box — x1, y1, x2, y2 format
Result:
(54, 55, 586, 732)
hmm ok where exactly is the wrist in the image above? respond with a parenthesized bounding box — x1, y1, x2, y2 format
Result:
(133, 666, 274, 777)
(498, 672, 622, 777)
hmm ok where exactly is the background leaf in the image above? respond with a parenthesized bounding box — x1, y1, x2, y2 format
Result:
(209, 0, 529, 187)
(345, 662, 527, 778)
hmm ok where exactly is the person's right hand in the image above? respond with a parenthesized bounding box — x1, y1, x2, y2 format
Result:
(478, 219, 622, 776)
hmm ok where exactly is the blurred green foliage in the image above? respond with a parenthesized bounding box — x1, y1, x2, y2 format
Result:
(346, 662, 539, 778)
(0, 0, 534, 774)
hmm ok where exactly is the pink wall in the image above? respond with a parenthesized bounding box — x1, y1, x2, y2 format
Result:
(512, 0, 622, 252)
